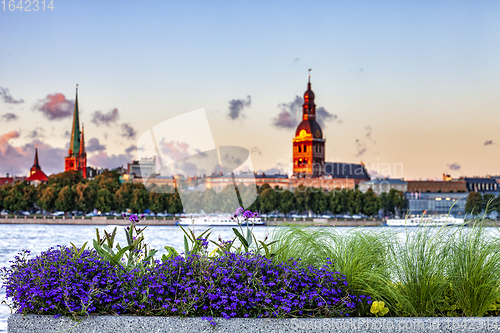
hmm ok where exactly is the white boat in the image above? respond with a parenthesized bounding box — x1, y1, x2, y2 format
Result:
(177, 215, 265, 226)
(386, 215, 465, 227)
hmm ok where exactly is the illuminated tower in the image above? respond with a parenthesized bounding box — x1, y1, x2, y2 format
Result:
(64, 85, 87, 178)
(292, 72, 325, 178)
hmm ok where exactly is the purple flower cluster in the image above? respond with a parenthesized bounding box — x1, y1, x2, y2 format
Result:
(1, 249, 370, 320)
(232, 207, 259, 221)
(0, 247, 124, 317)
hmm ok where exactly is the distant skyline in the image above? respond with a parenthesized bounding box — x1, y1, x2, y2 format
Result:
(0, 1, 499, 180)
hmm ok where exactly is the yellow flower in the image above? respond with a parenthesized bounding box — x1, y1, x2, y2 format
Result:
(370, 301, 389, 316)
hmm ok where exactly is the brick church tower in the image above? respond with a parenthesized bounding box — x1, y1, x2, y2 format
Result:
(293, 73, 325, 178)
(64, 85, 87, 178)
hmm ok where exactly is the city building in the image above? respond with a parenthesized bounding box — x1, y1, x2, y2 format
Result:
(406, 192, 467, 217)
(291, 74, 370, 188)
(292, 74, 325, 178)
(464, 177, 500, 194)
(25, 145, 48, 187)
(359, 178, 407, 195)
(127, 157, 157, 179)
(407, 180, 467, 193)
(64, 85, 87, 178)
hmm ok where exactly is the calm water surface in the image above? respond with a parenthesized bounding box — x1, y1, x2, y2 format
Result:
(1, 224, 497, 332)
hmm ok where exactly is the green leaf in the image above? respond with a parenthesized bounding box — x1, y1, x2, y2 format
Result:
(232, 228, 249, 249)
(259, 241, 270, 258)
(184, 235, 190, 254)
(164, 246, 179, 258)
(246, 228, 252, 247)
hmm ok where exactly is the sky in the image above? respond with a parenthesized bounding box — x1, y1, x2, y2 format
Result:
(0, 0, 499, 180)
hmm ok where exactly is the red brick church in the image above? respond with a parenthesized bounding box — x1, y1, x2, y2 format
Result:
(64, 85, 87, 178)
(291, 74, 370, 190)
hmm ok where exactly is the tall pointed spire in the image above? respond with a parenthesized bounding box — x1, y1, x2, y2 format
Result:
(30, 144, 41, 176)
(80, 123, 85, 156)
(68, 84, 80, 157)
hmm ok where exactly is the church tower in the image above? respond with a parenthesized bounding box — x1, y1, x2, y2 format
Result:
(30, 144, 42, 176)
(293, 72, 325, 178)
(64, 85, 87, 178)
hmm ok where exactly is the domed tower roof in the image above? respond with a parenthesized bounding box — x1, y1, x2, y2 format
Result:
(295, 119, 323, 139)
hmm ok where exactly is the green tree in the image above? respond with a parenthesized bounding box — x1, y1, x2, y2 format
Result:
(482, 193, 496, 214)
(149, 192, 166, 213)
(75, 182, 96, 213)
(309, 189, 327, 216)
(168, 190, 183, 214)
(115, 183, 136, 212)
(294, 185, 308, 214)
(278, 190, 294, 217)
(48, 171, 83, 188)
(361, 188, 379, 217)
(95, 188, 114, 213)
(55, 185, 76, 212)
(260, 187, 278, 213)
(37, 184, 60, 212)
(465, 191, 483, 216)
(130, 188, 149, 213)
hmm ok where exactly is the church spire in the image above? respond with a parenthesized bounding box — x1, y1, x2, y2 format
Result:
(30, 144, 41, 176)
(69, 84, 80, 157)
(302, 70, 316, 120)
(80, 123, 86, 156)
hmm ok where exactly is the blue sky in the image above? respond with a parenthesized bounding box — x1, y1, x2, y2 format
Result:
(0, 0, 499, 180)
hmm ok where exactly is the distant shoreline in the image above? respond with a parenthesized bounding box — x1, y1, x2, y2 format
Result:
(0, 216, 387, 227)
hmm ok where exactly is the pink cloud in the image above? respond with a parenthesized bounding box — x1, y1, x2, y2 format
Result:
(34, 93, 75, 120)
(0, 131, 66, 176)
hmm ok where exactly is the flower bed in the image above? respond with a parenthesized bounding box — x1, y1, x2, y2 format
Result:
(1, 209, 372, 329)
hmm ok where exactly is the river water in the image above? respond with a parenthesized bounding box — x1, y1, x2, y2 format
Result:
(1, 223, 498, 332)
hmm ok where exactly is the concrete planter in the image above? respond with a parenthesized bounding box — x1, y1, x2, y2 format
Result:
(7, 314, 500, 332)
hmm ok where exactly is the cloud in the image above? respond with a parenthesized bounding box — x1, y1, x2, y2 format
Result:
(62, 130, 70, 139)
(448, 163, 461, 171)
(159, 140, 190, 161)
(365, 125, 376, 144)
(1, 113, 18, 122)
(228, 96, 251, 120)
(316, 107, 341, 128)
(125, 145, 137, 153)
(86, 138, 106, 153)
(91, 108, 120, 126)
(250, 146, 262, 155)
(88, 151, 133, 170)
(26, 127, 45, 140)
(484, 140, 494, 146)
(355, 139, 367, 157)
(272, 96, 302, 129)
(121, 123, 137, 139)
(0, 131, 66, 176)
(34, 93, 74, 120)
(0, 87, 24, 104)
(272, 96, 341, 129)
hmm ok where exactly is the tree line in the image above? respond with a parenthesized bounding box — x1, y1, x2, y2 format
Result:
(0, 170, 407, 217)
(465, 191, 500, 216)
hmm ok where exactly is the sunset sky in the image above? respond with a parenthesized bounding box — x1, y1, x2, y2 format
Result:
(0, 0, 499, 180)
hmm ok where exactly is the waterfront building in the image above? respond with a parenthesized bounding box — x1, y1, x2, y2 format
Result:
(64, 85, 87, 178)
(292, 75, 325, 178)
(25, 146, 48, 187)
(127, 157, 157, 179)
(463, 177, 500, 194)
(290, 74, 370, 188)
(407, 180, 467, 193)
(359, 178, 407, 195)
(405, 192, 467, 217)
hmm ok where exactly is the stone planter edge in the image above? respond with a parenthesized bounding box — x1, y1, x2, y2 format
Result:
(7, 313, 500, 333)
